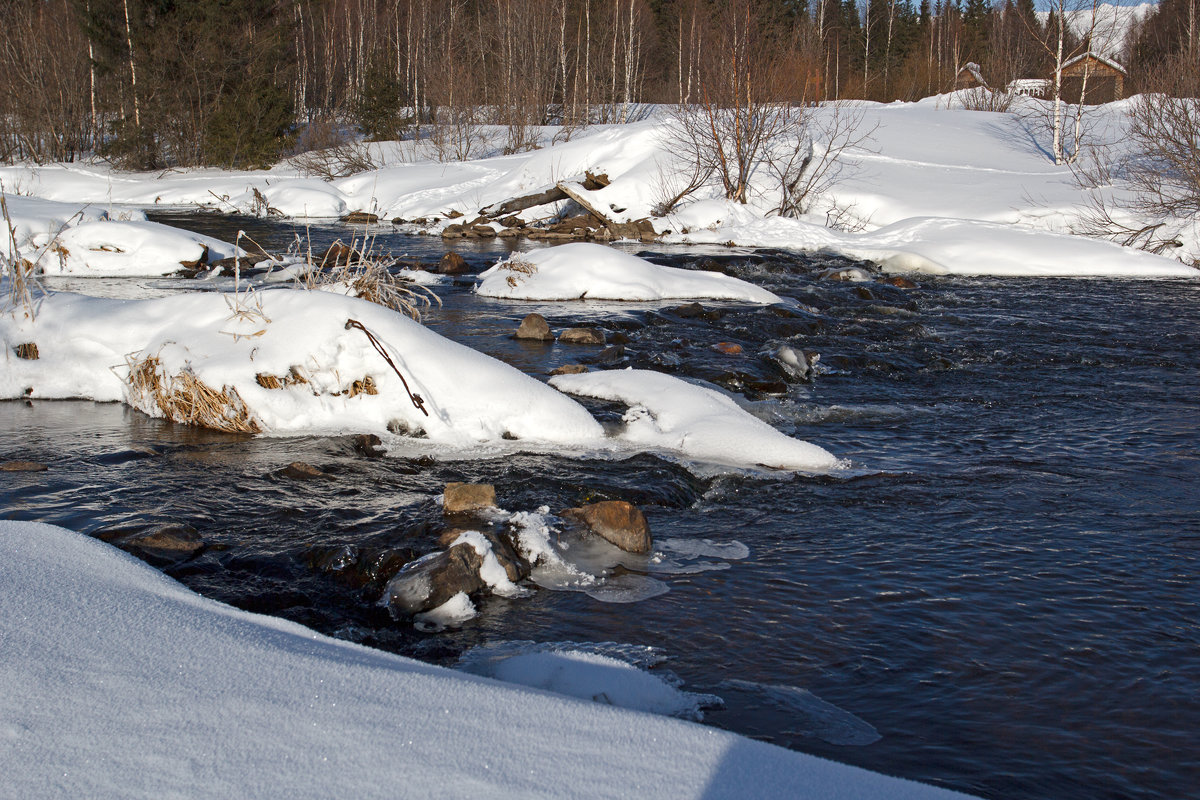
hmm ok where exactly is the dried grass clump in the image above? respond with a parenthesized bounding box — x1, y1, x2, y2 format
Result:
(299, 233, 438, 320)
(255, 366, 309, 390)
(126, 354, 261, 434)
(501, 257, 538, 288)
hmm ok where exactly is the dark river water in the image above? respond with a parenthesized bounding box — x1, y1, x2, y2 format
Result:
(3, 213, 1198, 800)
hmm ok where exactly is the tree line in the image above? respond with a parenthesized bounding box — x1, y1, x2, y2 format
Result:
(0, 0, 1196, 169)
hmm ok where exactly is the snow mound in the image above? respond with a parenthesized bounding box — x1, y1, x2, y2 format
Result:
(40, 219, 239, 277)
(550, 368, 843, 472)
(0, 289, 603, 446)
(849, 217, 1198, 279)
(666, 213, 1197, 279)
(0, 520, 977, 799)
(457, 641, 721, 721)
(476, 242, 781, 303)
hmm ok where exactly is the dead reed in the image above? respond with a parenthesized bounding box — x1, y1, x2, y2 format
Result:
(125, 354, 261, 434)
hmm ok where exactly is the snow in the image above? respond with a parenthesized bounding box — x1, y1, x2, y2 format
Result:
(457, 641, 720, 721)
(0, 520, 977, 799)
(5, 84, 1199, 281)
(550, 369, 845, 472)
(1, 195, 238, 276)
(0, 289, 603, 446)
(476, 242, 782, 303)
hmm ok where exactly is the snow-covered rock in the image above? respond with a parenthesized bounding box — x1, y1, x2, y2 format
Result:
(476, 243, 781, 303)
(0, 289, 604, 446)
(550, 369, 843, 472)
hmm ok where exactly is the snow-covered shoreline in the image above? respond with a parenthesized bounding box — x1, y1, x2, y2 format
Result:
(0, 520, 975, 799)
(2, 96, 1197, 279)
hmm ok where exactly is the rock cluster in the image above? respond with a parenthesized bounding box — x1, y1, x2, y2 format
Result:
(377, 484, 655, 622)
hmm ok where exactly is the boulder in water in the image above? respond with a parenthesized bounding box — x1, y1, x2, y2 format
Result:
(565, 500, 652, 554)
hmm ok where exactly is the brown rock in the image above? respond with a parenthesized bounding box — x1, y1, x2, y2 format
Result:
(558, 327, 606, 345)
(500, 215, 523, 228)
(443, 482, 497, 514)
(885, 275, 918, 288)
(341, 211, 380, 224)
(280, 461, 324, 480)
(382, 543, 485, 617)
(670, 302, 708, 318)
(471, 225, 498, 238)
(127, 524, 204, 554)
(713, 342, 743, 355)
(439, 252, 469, 275)
(445, 209, 464, 219)
(567, 500, 651, 554)
(441, 223, 466, 238)
(0, 460, 48, 472)
(549, 364, 589, 376)
(515, 313, 555, 341)
(437, 528, 530, 583)
(353, 433, 385, 457)
(13, 343, 38, 360)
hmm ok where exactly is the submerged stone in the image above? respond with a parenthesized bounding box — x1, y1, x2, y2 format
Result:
(382, 544, 485, 617)
(559, 327, 606, 345)
(443, 482, 496, 514)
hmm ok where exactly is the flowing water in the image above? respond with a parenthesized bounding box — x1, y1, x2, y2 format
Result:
(3, 213, 1198, 800)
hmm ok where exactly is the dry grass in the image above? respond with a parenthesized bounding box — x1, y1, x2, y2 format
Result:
(298, 230, 438, 320)
(126, 354, 261, 434)
(500, 257, 537, 288)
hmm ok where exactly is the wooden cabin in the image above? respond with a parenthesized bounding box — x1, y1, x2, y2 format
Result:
(955, 62, 989, 91)
(1060, 52, 1127, 104)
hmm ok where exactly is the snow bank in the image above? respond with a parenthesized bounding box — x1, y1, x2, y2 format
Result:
(0, 521, 976, 800)
(43, 219, 239, 277)
(476, 242, 781, 303)
(7, 96, 1197, 278)
(1, 195, 238, 276)
(0, 289, 602, 445)
(666, 213, 1198, 279)
(550, 369, 843, 472)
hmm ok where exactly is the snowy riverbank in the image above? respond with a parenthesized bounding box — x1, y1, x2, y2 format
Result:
(0, 520, 975, 799)
(2, 97, 1197, 279)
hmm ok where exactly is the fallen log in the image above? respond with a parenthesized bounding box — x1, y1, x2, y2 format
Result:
(479, 185, 568, 219)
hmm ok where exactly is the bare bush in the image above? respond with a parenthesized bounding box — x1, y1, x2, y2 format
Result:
(1071, 61, 1200, 264)
(294, 141, 383, 180)
(769, 104, 876, 218)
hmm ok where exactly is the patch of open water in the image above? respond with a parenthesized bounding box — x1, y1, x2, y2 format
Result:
(3, 213, 1198, 799)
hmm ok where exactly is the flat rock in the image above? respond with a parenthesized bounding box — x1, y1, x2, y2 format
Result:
(0, 461, 48, 472)
(280, 461, 325, 480)
(566, 500, 651, 554)
(549, 364, 589, 376)
(515, 313, 554, 342)
(443, 482, 496, 514)
(558, 327, 605, 345)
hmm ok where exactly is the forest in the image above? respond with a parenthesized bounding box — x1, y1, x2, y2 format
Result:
(0, 0, 1196, 169)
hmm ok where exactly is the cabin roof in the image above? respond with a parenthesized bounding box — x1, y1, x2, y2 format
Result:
(1061, 51, 1127, 75)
